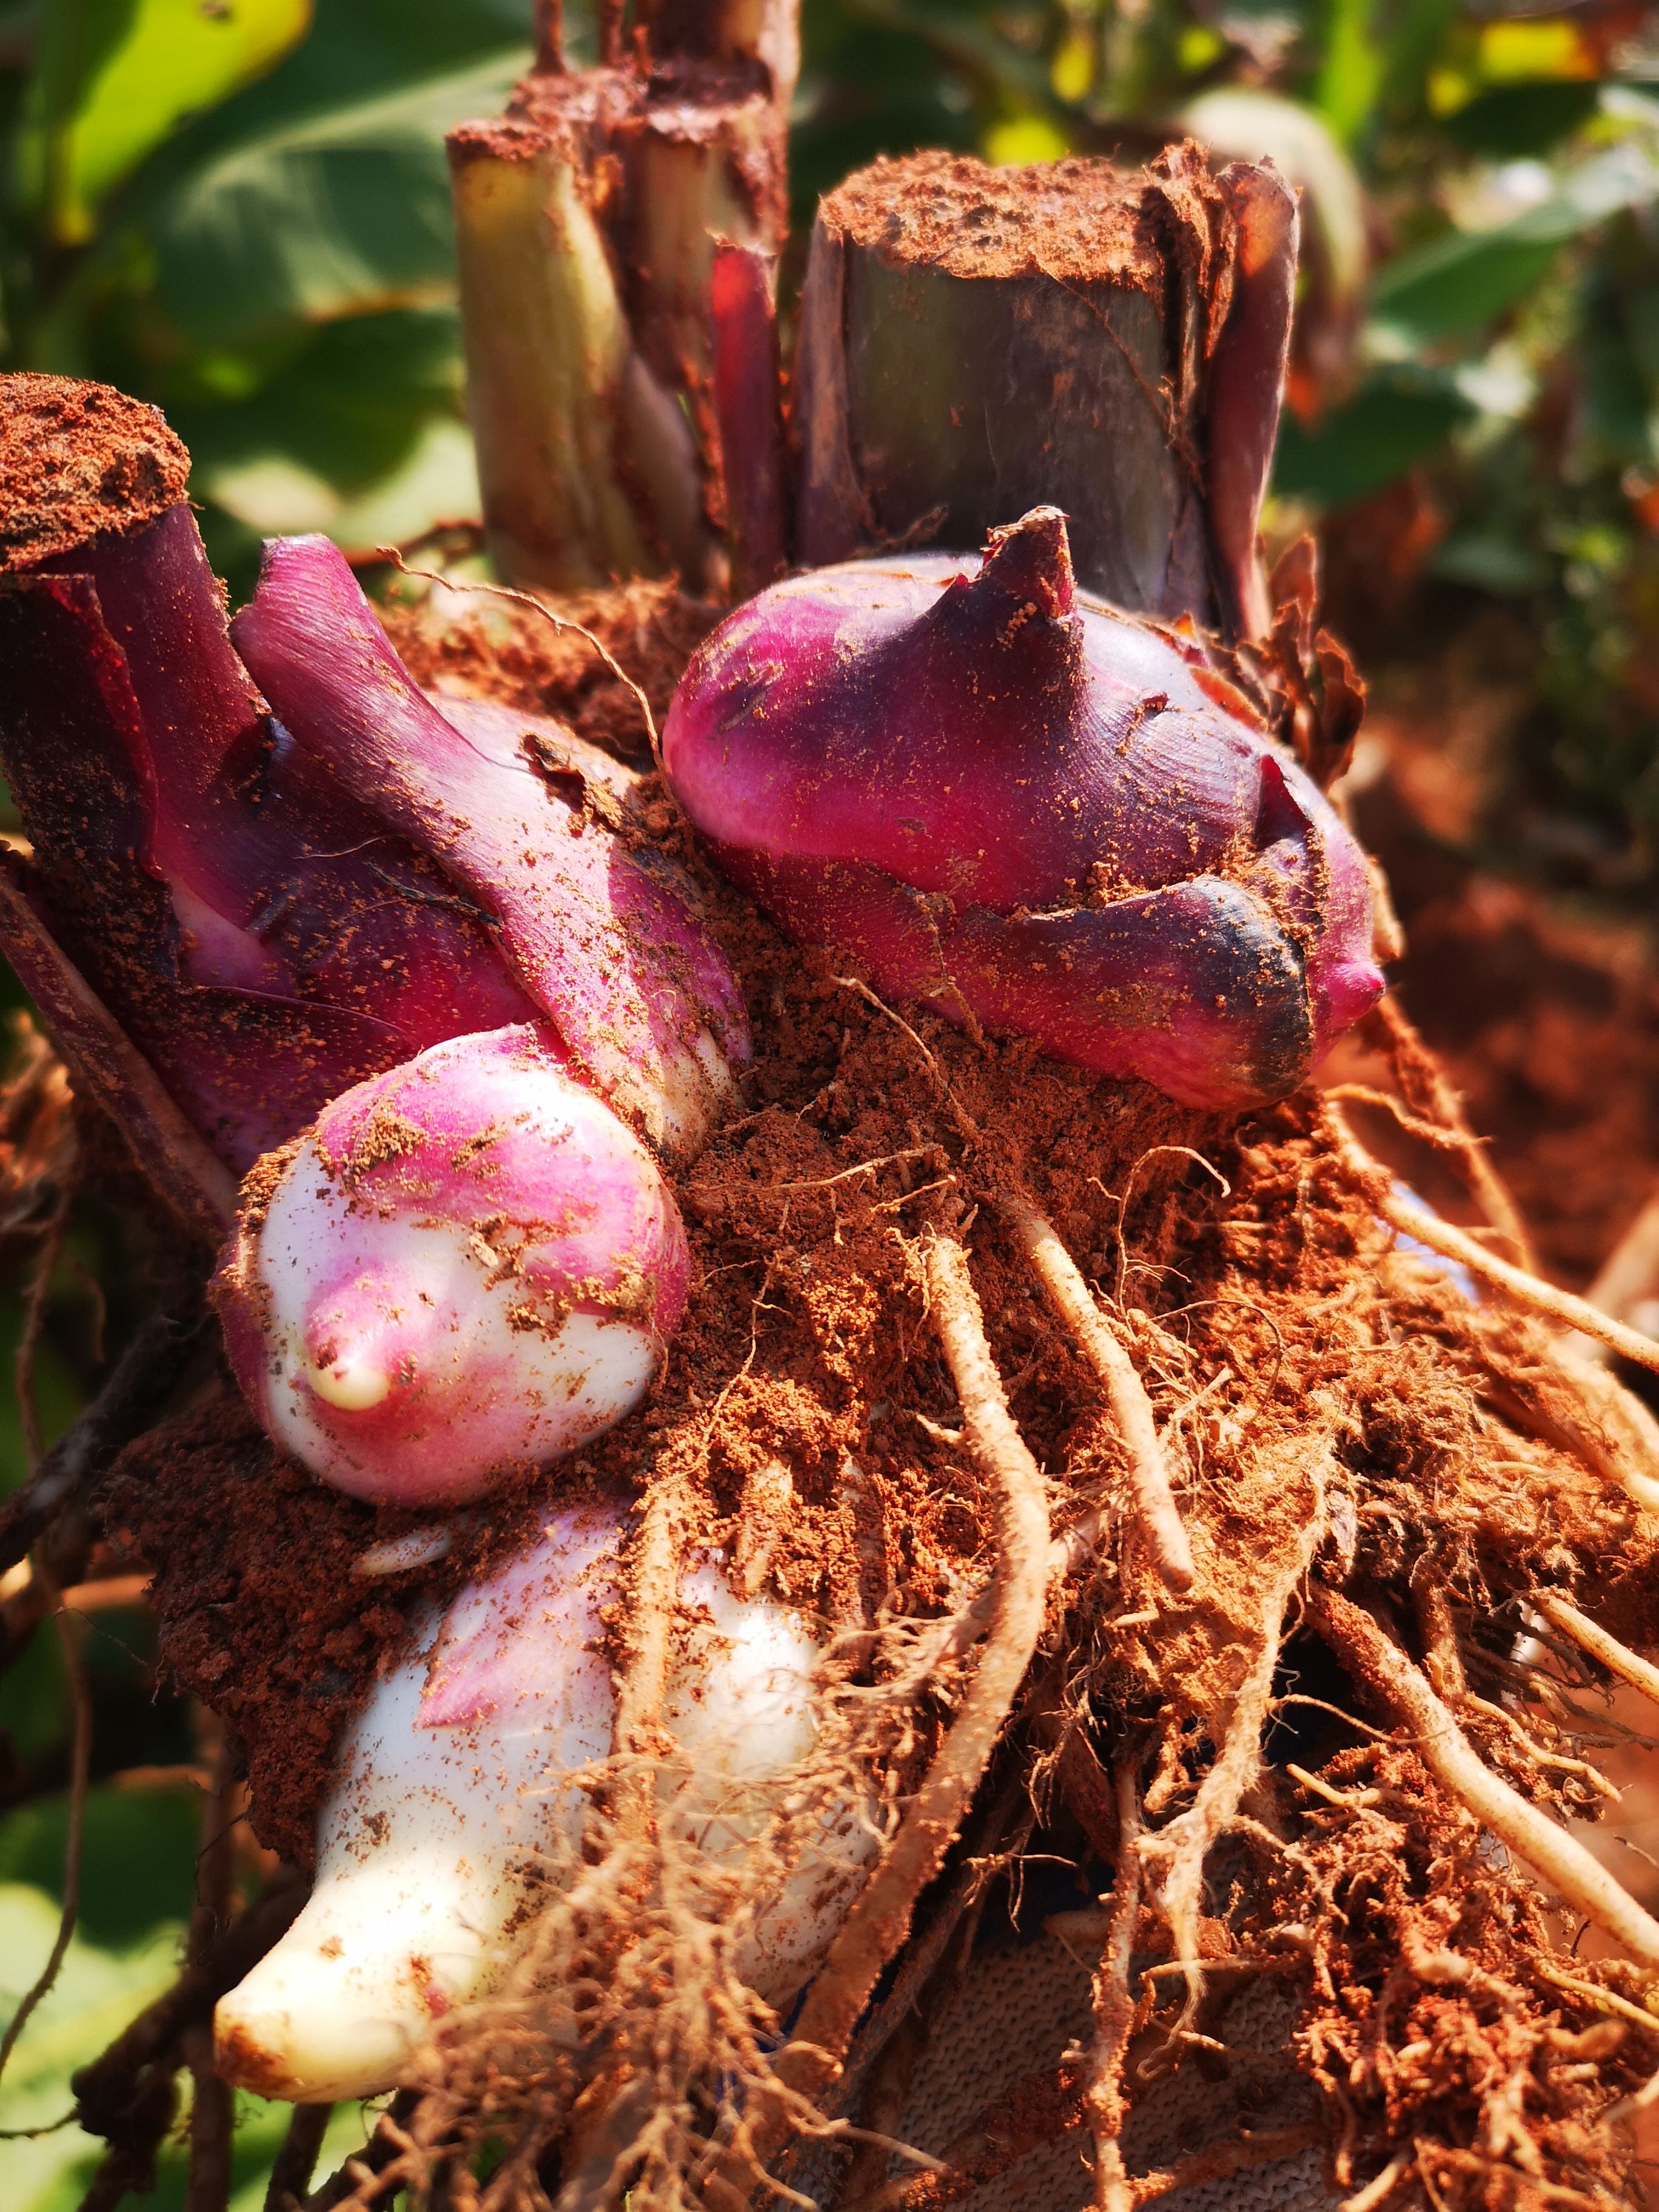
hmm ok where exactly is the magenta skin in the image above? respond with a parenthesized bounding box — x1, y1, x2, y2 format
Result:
(0, 502, 748, 1170)
(231, 535, 750, 1161)
(215, 1024, 691, 1507)
(0, 505, 541, 1168)
(417, 1506, 622, 1731)
(663, 508, 1383, 1109)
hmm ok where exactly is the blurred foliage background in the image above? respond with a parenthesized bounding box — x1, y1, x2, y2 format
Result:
(1, 0, 1657, 2200)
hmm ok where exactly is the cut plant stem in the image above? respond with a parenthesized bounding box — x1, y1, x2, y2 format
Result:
(1533, 1591, 1659, 1714)
(791, 146, 1296, 635)
(451, 93, 692, 591)
(732, 1222, 1050, 2188)
(1325, 1104, 1659, 1378)
(448, 0, 793, 592)
(1306, 1581, 1659, 1968)
(998, 1195, 1193, 1592)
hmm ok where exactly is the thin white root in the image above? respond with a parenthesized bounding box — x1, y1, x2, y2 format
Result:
(999, 1195, 1194, 1593)
(1587, 1182, 1659, 1330)
(1368, 992, 1535, 1271)
(1533, 1592, 1659, 1715)
(1326, 1102, 1659, 1376)
(1084, 1760, 1144, 2212)
(1340, 2148, 1415, 2212)
(1307, 1583, 1659, 1968)
(1140, 1475, 1326, 2017)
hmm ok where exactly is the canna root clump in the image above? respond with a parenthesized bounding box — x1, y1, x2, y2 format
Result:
(115, 746, 1659, 2205)
(18, 398, 1659, 2207)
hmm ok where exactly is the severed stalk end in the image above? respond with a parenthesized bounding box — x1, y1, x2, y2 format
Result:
(0, 374, 188, 574)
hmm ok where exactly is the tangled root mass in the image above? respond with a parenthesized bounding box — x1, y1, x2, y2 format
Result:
(106, 589, 1659, 2212)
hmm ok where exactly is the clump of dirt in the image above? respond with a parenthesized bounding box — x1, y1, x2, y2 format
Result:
(0, 374, 189, 573)
(820, 147, 1161, 286)
(111, 585, 1659, 2212)
(389, 571, 720, 773)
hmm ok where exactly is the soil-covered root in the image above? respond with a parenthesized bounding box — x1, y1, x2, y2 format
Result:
(1269, 1740, 1658, 2212)
(1325, 1099, 1659, 1379)
(1309, 1583, 1659, 1966)
(998, 1194, 1193, 1594)
(1138, 1460, 1330, 2017)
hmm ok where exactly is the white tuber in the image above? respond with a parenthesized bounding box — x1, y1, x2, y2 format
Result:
(213, 1496, 875, 2102)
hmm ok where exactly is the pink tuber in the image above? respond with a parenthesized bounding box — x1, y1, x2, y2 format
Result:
(663, 507, 1384, 1109)
(0, 440, 747, 1173)
(215, 1025, 689, 1506)
(231, 535, 749, 1164)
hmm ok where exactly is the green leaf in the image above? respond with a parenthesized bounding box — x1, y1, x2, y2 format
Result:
(20, 0, 313, 244)
(172, 303, 464, 483)
(1443, 78, 1601, 158)
(0, 1786, 203, 1947)
(12, 0, 132, 233)
(159, 304, 477, 565)
(201, 0, 534, 113)
(1372, 140, 1659, 343)
(0, 1883, 182, 2211)
(206, 412, 478, 548)
(1272, 375, 1473, 506)
(1429, 532, 1552, 593)
(1372, 232, 1564, 344)
(1312, 0, 1382, 149)
(146, 54, 523, 347)
(0, 1883, 376, 2212)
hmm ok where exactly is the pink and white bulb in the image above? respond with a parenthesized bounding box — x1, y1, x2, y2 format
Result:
(214, 1025, 689, 1506)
